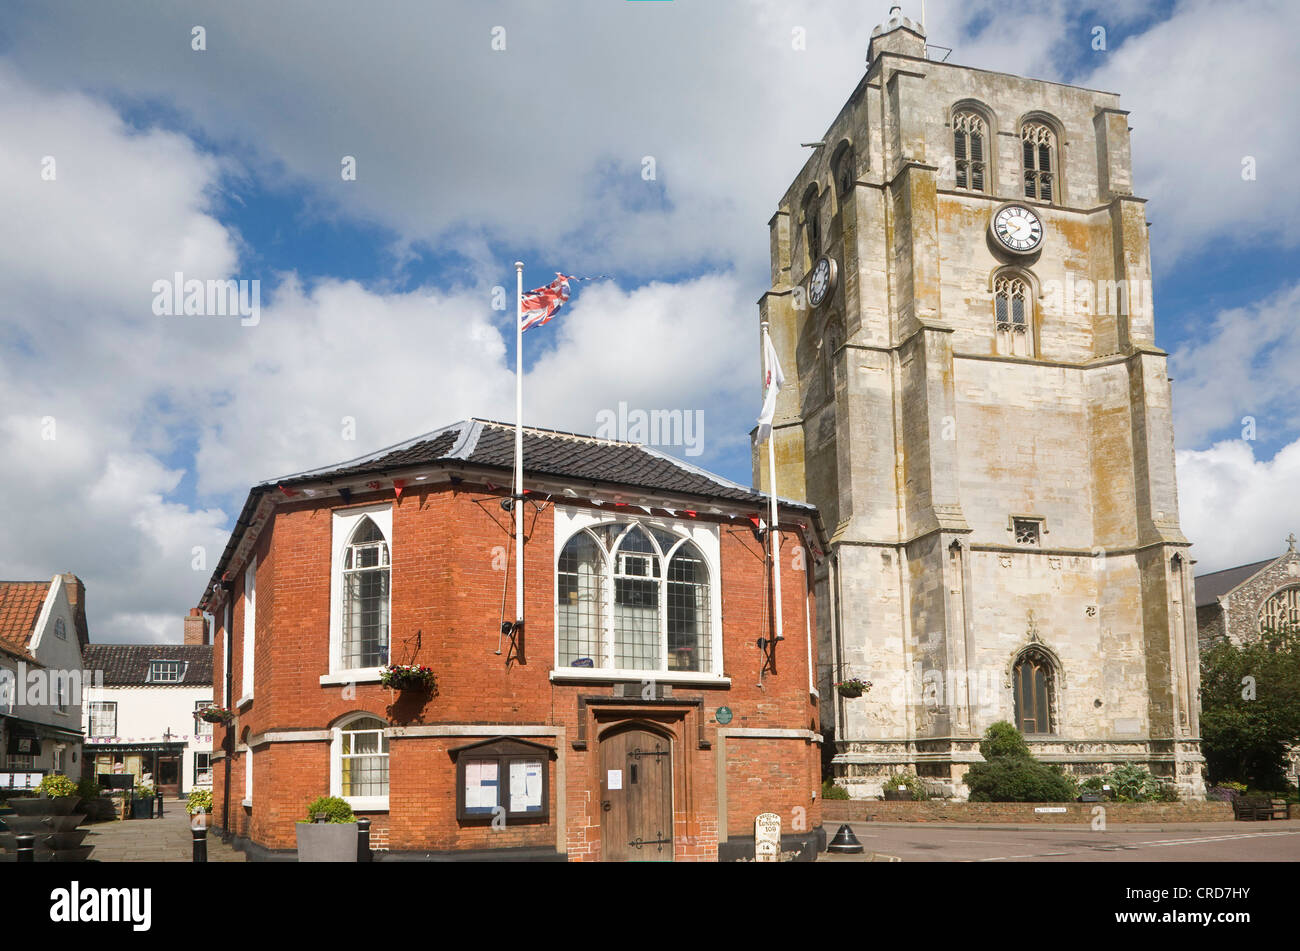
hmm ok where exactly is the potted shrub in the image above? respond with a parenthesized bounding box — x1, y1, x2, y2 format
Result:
(295, 796, 359, 862)
(834, 677, 871, 699)
(883, 771, 929, 802)
(187, 788, 214, 816)
(380, 663, 436, 693)
(131, 784, 156, 819)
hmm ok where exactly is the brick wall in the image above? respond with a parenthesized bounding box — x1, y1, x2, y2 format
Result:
(205, 480, 821, 860)
(823, 799, 1233, 823)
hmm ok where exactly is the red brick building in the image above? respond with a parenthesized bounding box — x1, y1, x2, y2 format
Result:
(198, 419, 825, 861)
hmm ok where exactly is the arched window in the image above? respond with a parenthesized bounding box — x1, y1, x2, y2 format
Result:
(994, 273, 1033, 357)
(953, 112, 987, 192)
(342, 517, 390, 668)
(1260, 586, 1300, 632)
(1013, 649, 1055, 734)
(1022, 122, 1056, 202)
(334, 714, 389, 807)
(556, 521, 717, 675)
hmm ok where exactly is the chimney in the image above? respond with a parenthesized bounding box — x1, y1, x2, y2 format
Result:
(60, 573, 88, 646)
(184, 608, 208, 645)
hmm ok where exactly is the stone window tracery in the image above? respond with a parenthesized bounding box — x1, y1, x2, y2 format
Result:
(953, 112, 987, 192)
(1022, 122, 1056, 203)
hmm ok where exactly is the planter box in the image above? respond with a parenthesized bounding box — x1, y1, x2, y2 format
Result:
(131, 797, 154, 820)
(883, 789, 913, 801)
(296, 822, 359, 862)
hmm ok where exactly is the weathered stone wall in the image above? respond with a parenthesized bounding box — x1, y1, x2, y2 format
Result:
(755, 14, 1203, 800)
(1220, 551, 1300, 644)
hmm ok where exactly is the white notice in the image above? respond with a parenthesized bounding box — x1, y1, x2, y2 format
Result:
(607, 769, 623, 790)
(510, 759, 543, 812)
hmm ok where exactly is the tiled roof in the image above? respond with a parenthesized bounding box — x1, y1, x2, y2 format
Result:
(0, 582, 49, 662)
(275, 419, 812, 511)
(1194, 558, 1275, 608)
(81, 644, 214, 686)
(200, 419, 820, 610)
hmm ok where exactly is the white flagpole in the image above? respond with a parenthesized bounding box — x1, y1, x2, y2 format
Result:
(514, 262, 525, 626)
(762, 322, 784, 643)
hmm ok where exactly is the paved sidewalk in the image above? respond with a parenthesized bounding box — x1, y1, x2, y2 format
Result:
(84, 803, 245, 862)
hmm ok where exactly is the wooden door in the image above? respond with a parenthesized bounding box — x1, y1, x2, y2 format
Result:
(599, 727, 673, 861)
(156, 756, 181, 798)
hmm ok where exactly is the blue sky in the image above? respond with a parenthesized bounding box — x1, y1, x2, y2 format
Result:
(1, 0, 1298, 641)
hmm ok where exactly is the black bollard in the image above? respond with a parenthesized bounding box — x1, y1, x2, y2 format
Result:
(192, 825, 208, 863)
(156, 791, 165, 818)
(357, 817, 371, 863)
(16, 834, 35, 863)
(826, 823, 865, 854)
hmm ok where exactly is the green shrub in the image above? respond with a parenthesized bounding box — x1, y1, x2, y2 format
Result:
(1103, 764, 1164, 802)
(965, 721, 1077, 802)
(134, 784, 155, 799)
(187, 789, 213, 814)
(821, 779, 850, 800)
(966, 758, 1078, 802)
(76, 778, 102, 800)
(980, 720, 1032, 761)
(302, 795, 355, 824)
(39, 774, 80, 799)
(884, 771, 930, 801)
(1081, 776, 1106, 792)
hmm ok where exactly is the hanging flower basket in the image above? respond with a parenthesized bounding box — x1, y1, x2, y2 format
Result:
(381, 664, 436, 692)
(197, 705, 235, 724)
(835, 678, 872, 699)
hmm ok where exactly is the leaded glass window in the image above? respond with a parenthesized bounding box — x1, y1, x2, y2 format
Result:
(342, 517, 390, 668)
(340, 716, 389, 798)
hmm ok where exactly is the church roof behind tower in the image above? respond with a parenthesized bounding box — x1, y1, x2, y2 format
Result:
(1193, 557, 1275, 607)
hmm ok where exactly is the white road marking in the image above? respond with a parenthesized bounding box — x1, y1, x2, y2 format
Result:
(973, 828, 1300, 861)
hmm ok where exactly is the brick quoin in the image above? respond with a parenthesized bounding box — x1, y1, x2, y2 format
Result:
(203, 475, 824, 861)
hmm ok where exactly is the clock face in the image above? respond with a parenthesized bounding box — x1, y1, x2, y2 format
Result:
(808, 256, 836, 307)
(991, 204, 1044, 254)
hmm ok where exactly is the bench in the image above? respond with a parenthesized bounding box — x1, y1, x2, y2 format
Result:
(1231, 797, 1289, 820)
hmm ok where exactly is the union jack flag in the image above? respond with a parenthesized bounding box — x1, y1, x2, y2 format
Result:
(520, 273, 576, 332)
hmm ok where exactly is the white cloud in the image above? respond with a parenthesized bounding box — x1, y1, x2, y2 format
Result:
(1177, 439, 1300, 574)
(1084, 0, 1300, 265)
(1168, 282, 1300, 448)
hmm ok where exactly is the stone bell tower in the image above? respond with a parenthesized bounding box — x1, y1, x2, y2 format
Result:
(753, 5, 1204, 799)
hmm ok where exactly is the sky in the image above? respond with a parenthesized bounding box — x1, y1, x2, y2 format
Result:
(1, 0, 1297, 643)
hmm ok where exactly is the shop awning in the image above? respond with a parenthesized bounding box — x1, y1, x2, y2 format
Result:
(4, 718, 41, 756)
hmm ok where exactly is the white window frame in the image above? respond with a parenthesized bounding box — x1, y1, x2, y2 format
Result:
(88, 701, 117, 738)
(242, 745, 252, 806)
(195, 751, 212, 787)
(330, 714, 390, 812)
(550, 505, 726, 685)
(194, 700, 213, 737)
(239, 557, 256, 705)
(223, 599, 232, 707)
(149, 659, 183, 684)
(323, 504, 393, 685)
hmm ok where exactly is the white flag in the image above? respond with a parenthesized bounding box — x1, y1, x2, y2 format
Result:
(756, 329, 785, 443)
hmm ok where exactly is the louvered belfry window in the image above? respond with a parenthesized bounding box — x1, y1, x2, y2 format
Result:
(953, 112, 986, 192)
(1022, 123, 1056, 202)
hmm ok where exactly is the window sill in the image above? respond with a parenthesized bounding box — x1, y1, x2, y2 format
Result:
(241, 799, 252, 808)
(549, 669, 730, 687)
(236, 696, 253, 710)
(319, 668, 384, 686)
(343, 796, 389, 813)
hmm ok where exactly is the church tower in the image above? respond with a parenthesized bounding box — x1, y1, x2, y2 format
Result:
(754, 5, 1205, 798)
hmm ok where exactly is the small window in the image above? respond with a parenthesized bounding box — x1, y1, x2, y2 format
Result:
(54, 618, 67, 640)
(194, 752, 212, 786)
(339, 716, 389, 800)
(1013, 518, 1042, 547)
(149, 660, 183, 683)
(453, 738, 552, 823)
(194, 701, 213, 736)
(89, 702, 117, 738)
(994, 275, 1034, 357)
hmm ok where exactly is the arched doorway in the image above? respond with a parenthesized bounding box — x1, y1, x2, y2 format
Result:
(599, 724, 673, 861)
